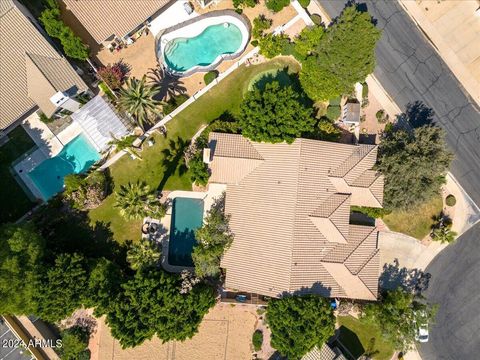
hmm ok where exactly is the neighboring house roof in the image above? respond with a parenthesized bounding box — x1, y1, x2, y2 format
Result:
(209, 133, 384, 300)
(62, 0, 172, 44)
(342, 102, 361, 124)
(302, 344, 348, 360)
(0, 0, 87, 129)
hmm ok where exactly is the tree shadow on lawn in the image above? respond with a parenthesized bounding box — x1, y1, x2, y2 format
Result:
(32, 197, 129, 268)
(157, 136, 190, 192)
(337, 325, 365, 359)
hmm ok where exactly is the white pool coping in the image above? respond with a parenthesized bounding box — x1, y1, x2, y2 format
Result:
(160, 184, 227, 273)
(158, 14, 250, 76)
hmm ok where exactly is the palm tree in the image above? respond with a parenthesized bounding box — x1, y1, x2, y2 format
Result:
(147, 66, 186, 101)
(126, 238, 161, 271)
(114, 181, 165, 220)
(108, 133, 142, 160)
(118, 75, 162, 130)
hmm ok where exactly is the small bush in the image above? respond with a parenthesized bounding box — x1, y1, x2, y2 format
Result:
(298, 0, 310, 8)
(310, 14, 322, 25)
(258, 33, 290, 59)
(64, 174, 85, 194)
(252, 15, 272, 39)
(376, 109, 389, 123)
(204, 71, 218, 85)
(328, 96, 342, 106)
(97, 63, 127, 90)
(252, 330, 263, 351)
(445, 194, 456, 207)
(39, 112, 53, 123)
(266, 0, 290, 13)
(326, 105, 341, 121)
(251, 39, 259, 47)
(233, 0, 257, 8)
(362, 82, 369, 98)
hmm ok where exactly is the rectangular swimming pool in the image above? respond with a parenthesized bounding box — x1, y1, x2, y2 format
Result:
(27, 133, 100, 200)
(168, 197, 204, 267)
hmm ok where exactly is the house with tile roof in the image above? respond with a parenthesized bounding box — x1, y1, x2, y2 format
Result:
(207, 132, 384, 301)
(0, 0, 88, 131)
(60, 0, 173, 44)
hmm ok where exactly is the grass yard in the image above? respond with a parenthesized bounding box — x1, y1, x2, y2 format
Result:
(383, 194, 443, 239)
(336, 316, 394, 360)
(89, 57, 301, 243)
(0, 126, 37, 223)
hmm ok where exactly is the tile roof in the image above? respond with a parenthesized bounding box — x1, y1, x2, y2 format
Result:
(209, 133, 384, 300)
(302, 344, 347, 360)
(0, 0, 87, 129)
(62, 0, 172, 44)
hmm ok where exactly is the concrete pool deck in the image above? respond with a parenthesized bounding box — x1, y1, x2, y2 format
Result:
(161, 184, 226, 273)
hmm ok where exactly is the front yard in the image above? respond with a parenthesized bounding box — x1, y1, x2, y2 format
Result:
(383, 194, 443, 240)
(336, 315, 395, 360)
(89, 57, 301, 243)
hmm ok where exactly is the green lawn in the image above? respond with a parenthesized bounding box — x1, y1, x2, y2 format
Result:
(336, 316, 394, 360)
(89, 57, 301, 243)
(0, 126, 37, 223)
(383, 194, 443, 239)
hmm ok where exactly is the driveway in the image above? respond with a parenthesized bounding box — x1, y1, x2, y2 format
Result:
(418, 223, 480, 359)
(316, 0, 480, 207)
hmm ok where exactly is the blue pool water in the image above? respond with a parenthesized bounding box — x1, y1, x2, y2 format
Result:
(164, 23, 243, 72)
(28, 134, 100, 200)
(168, 197, 204, 266)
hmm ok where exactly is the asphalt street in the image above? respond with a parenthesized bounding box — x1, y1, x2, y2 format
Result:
(317, 0, 480, 207)
(418, 223, 480, 359)
(316, 1, 480, 358)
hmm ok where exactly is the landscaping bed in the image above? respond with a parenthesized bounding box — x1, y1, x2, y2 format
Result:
(89, 57, 301, 243)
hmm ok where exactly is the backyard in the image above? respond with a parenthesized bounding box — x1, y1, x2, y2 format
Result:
(89, 57, 301, 243)
(0, 126, 36, 223)
(336, 315, 395, 360)
(383, 194, 443, 240)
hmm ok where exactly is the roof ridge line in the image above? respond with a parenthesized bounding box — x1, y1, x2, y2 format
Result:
(329, 144, 376, 179)
(25, 52, 59, 92)
(356, 249, 380, 297)
(344, 226, 377, 266)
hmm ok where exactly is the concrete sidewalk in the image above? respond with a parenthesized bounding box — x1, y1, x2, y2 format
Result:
(398, 0, 480, 107)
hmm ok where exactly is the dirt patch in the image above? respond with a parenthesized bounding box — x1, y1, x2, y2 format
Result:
(95, 303, 259, 360)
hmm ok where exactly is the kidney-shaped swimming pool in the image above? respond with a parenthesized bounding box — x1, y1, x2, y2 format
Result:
(158, 11, 250, 76)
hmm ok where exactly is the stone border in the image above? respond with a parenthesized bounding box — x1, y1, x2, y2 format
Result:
(156, 10, 251, 77)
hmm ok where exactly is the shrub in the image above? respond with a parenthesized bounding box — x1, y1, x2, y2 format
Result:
(233, 0, 257, 8)
(64, 174, 85, 194)
(326, 105, 341, 121)
(252, 330, 263, 351)
(298, 0, 310, 8)
(204, 71, 218, 85)
(65, 171, 108, 210)
(329, 96, 342, 106)
(362, 82, 369, 98)
(266, 0, 290, 12)
(445, 194, 456, 207)
(376, 109, 389, 123)
(251, 39, 259, 47)
(97, 63, 127, 90)
(39, 112, 53, 123)
(58, 326, 90, 360)
(310, 14, 322, 25)
(258, 33, 290, 59)
(351, 206, 391, 218)
(189, 152, 210, 186)
(252, 15, 272, 39)
(39, 2, 88, 60)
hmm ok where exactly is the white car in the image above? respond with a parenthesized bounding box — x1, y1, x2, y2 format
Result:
(415, 323, 429, 343)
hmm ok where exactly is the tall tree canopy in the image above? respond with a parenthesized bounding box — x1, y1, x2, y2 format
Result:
(34, 253, 89, 322)
(239, 81, 314, 143)
(364, 289, 437, 351)
(377, 125, 453, 210)
(299, 5, 381, 100)
(105, 269, 215, 348)
(0, 224, 44, 315)
(266, 295, 335, 359)
(192, 195, 233, 278)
